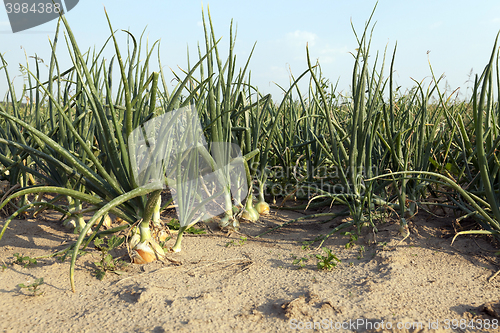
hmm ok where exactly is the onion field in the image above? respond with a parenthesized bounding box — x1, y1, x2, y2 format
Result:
(1, 7, 499, 293)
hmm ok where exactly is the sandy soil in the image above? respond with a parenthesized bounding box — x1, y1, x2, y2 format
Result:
(1, 204, 500, 333)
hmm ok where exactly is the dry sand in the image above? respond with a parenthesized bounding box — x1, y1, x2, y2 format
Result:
(1, 205, 499, 333)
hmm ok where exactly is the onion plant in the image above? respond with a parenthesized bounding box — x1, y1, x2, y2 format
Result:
(258, 5, 500, 247)
(0, 11, 223, 291)
(0, 7, 268, 291)
(171, 6, 295, 227)
(268, 8, 391, 238)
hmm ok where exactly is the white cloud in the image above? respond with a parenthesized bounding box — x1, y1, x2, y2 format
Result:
(285, 30, 318, 48)
(429, 21, 443, 30)
(315, 45, 350, 64)
(278, 30, 350, 64)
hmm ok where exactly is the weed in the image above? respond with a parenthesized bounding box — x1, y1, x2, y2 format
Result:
(301, 241, 313, 250)
(225, 236, 247, 248)
(93, 235, 127, 280)
(300, 236, 325, 250)
(343, 231, 359, 249)
(18, 278, 44, 296)
(292, 255, 312, 269)
(357, 245, 365, 260)
(56, 249, 87, 262)
(159, 236, 172, 251)
(13, 253, 37, 268)
(315, 247, 341, 270)
(1, 259, 7, 271)
(167, 219, 206, 235)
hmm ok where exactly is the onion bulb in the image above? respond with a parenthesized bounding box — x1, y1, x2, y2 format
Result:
(241, 198, 259, 222)
(130, 239, 165, 264)
(255, 201, 270, 215)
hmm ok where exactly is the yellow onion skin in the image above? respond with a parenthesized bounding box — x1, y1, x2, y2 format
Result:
(103, 214, 112, 228)
(242, 206, 259, 222)
(130, 240, 165, 264)
(255, 201, 270, 215)
(131, 242, 156, 264)
(158, 230, 169, 242)
(150, 240, 166, 257)
(130, 234, 141, 249)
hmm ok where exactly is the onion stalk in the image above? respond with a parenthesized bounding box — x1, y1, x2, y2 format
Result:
(152, 195, 162, 226)
(63, 197, 88, 235)
(130, 190, 165, 263)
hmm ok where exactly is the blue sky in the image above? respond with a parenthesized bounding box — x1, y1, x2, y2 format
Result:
(1, 0, 500, 101)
